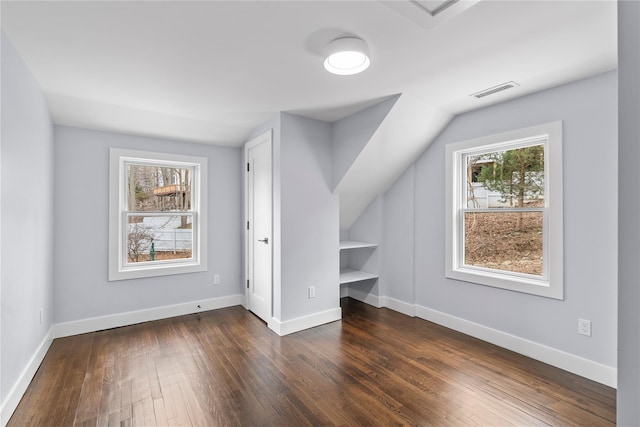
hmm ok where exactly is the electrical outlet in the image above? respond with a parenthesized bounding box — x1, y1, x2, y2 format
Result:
(213, 274, 220, 285)
(309, 286, 315, 298)
(578, 318, 592, 336)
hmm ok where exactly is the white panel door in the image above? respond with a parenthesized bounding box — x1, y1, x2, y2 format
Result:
(245, 131, 272, 323)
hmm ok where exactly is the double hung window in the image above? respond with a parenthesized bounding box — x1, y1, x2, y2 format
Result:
(445, 122, 563, 299)
(109, 148, 207, 281)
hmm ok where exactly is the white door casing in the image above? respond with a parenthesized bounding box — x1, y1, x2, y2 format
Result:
(244, 130, 273, 323)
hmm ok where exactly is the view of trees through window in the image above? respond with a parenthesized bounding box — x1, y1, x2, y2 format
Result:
(126, 164, 194, 263)
(464, 145, 545, 275)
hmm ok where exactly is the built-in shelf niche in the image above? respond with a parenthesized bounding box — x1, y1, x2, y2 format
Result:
(339, 240, 378, 285)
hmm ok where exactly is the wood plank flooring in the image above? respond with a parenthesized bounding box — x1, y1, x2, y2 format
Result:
(9, 298, 615, 426)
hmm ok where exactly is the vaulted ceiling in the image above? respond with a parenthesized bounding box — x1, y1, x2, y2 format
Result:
(1, 0, 617, 227)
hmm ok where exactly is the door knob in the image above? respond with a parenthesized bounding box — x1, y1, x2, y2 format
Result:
(258, 237, 269, 244)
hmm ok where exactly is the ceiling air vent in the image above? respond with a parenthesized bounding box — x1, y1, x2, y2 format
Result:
(470, 81, 520, 99)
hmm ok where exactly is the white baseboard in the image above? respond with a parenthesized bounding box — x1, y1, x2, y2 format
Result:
(53, 294, 244, 338)
(414, 305, 617, 388)
(347, 287, 382, 308)
(380, 296, 415, 317)
(269, 307, 342, 336)
(5, 293, 615, 427)
(347, 295, 616, 388)
(3, 295, 341, 425)
(1, 327, 54, 427)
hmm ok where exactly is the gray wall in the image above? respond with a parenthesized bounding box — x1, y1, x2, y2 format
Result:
(618, 0, 640, 423)
(53, 127, 242, 323)
(381, 166, 415, 303)
(229, 112, 341, 324)
(379, 71, 618, 368)
(1, 32, 54, 406)
(279, 113, 339, 321)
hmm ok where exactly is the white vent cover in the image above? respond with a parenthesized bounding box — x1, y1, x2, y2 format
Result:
(470, 81, 520, 99)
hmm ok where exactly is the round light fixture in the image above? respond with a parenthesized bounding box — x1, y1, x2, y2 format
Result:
(323, 37, 370, 76)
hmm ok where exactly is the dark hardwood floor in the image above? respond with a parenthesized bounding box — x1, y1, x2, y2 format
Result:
(9, 298, 615, 426)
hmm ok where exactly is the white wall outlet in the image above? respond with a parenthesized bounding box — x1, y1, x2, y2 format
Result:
(309, 286, 315, 298)
(578, 318, 592, 336)
(213, 274, 220, 285)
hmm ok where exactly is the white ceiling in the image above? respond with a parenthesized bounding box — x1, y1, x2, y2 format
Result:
(1, 0, 618, 148)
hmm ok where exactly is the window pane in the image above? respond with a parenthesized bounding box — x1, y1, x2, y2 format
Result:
(464, 211, 542, 276)
(466, 145, 544, 209)
(127, 164, 193, 212)
(127, 215, 193, 263)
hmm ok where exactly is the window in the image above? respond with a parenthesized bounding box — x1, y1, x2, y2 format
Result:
(109, 148, 207, 281)
(445, 122, 563, 299)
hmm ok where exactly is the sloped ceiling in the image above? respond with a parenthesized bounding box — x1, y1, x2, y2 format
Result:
(1, 0, 617, 227)
(336, 94, 453, 228)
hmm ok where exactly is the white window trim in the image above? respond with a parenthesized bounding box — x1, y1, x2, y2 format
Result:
(445, 121, 563, 299)
(109, 148, 207, 281)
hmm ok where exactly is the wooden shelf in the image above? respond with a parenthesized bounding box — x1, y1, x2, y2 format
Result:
(339, 240, 378, 250)
(340, 268, 378, 285)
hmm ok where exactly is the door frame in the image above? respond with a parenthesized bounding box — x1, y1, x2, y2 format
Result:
(244, 130, 273, 319)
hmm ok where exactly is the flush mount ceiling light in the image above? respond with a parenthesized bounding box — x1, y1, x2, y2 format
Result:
(323, 37, 370, 75)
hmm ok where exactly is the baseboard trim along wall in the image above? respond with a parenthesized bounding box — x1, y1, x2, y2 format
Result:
(380, 296, 416, 317)
(53, 294, 244, 338)
(4, 291, 615, 425)
(5, 294, 343, 424)
(2, 295, 245, 425)
(414, 305, 617, 388)
(1, 327, 54, 427)
(268, 307, 342, 336)
(346, 287, 382, 308)
(343, 286, 616, 388)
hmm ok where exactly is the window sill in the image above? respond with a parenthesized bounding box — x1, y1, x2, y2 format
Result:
(446, 266, 562, 300)
(109, 260, 206, 281)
